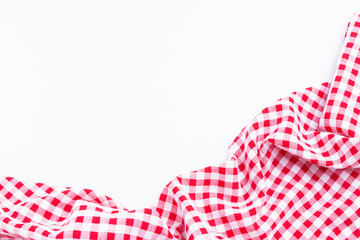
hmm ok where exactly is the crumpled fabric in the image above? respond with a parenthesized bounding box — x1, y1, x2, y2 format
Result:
(2, 14, 360, 240)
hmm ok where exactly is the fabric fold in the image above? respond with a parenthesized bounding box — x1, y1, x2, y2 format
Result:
(319, 13, 360, 139)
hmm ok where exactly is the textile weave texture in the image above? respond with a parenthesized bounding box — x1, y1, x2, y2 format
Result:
(2, 14, 360, 239)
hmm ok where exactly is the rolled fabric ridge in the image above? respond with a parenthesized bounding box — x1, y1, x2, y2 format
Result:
(2, 15, 360, 239)
(319, 13, 360, 139)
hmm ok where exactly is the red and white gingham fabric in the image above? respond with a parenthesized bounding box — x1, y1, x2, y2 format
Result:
(3, 14, 360, 240)
(319, 14, 360, 140)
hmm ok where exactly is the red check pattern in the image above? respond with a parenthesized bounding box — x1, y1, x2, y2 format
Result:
(2, 14, 360, 239)
(319, 14, 360, 139)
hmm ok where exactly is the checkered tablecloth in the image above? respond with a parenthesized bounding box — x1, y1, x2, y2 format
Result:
(2, 14, 360, 239)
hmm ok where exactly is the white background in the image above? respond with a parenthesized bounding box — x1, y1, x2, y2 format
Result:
(0, 1, 359, 209)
